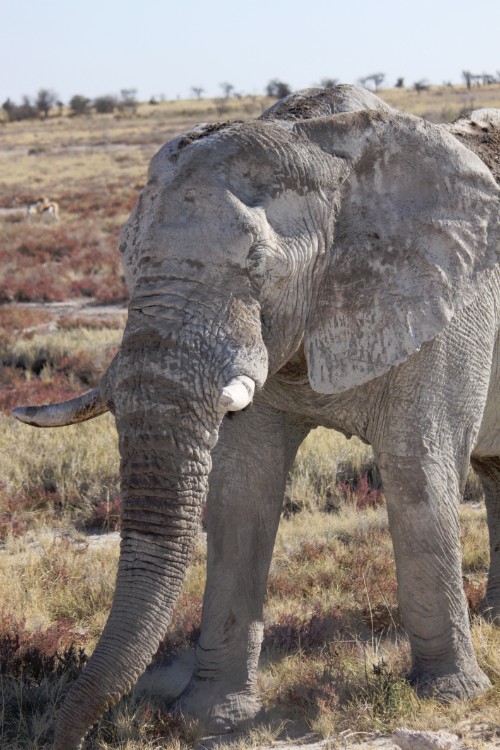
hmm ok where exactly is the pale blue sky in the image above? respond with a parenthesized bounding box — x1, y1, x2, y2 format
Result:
(1, 0, 499, 104)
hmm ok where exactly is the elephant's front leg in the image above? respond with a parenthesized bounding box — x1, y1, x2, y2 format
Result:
(178, 398, 310, 731)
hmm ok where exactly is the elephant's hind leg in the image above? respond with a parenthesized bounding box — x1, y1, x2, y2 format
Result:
(471, 327, 500, 622)
(471, 456, 500, 623)
(176, 397, 311, 732)
(376, 448, 491, 700)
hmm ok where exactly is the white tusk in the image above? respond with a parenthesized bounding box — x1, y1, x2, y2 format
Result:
(219, 375, 255, 412)
(12, 388, 108, 428)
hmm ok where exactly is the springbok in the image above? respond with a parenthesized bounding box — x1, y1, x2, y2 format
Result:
(40, 200, 59, 221)
(26, 196, 59, 222)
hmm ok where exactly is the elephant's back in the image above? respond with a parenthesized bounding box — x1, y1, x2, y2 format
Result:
(260, 85, 394, 122)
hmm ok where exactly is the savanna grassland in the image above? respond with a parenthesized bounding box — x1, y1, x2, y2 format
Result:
(0, 86, 499, 749)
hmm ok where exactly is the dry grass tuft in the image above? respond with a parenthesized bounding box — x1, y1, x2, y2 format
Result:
(2, 414, 119, 499)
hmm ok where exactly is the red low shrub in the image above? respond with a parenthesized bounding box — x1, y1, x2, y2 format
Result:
(463, 577, 486, 614)
(0, 615, 87, 683)
(0, 307, 54, 332)
(263, 605, 343, 655)
(0, 374, 79, 411)
(340, 473, 385, 510)
(86, 496, 122, 531)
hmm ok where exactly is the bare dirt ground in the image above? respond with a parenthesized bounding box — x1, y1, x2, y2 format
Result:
(230, 728, 499, 750)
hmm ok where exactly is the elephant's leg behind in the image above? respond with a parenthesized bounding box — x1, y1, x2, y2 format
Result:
(470, 456, 500, 623)
(177, 397, 311, 731)
(471, 328, 500, 622)
(372, 303, 497, 700)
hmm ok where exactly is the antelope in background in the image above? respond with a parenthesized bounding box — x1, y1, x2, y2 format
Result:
(26, 196, 59, 222)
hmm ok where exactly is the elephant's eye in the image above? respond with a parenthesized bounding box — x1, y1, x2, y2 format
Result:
(246, 244, 288, 288)
(246, 244, 269, 284)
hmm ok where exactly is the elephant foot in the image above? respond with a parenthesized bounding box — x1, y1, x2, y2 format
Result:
(175, 677, 264, 733)
(409, 663, 491, 702)
(135, 648, 195, 701)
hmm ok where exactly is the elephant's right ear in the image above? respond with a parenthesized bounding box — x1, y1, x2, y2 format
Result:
(296, 111, 500, 394)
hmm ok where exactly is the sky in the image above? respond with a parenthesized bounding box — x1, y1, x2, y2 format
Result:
(1, 0, 499, 104)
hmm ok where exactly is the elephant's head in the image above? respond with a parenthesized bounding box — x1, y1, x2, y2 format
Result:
(13, 88, 500, 748)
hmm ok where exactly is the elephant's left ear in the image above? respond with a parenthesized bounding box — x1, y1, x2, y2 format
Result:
(297, 111, 500, 394)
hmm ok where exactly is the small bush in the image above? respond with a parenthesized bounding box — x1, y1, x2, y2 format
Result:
(463, 577, 486, 614)
(337, 473, 385, 511)
(85, 496, 122, 531)
(0, 617, 88, 749)
(69, 94, 91, 115)
(94, 95, 118, 114)
(360, 659, 416, 725)
(266, 79, 292, 98)
(0, 483, 62, 540)
(263, 606, 343, 655)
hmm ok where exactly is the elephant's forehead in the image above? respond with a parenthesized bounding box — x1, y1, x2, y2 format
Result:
(147, 122, 272, 185)
(148, 119, 336, 197)
(136, 177, 258, 249)
(119, 177, 265, 292)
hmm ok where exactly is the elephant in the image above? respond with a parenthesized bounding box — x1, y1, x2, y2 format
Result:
(13, 85, 500, 749)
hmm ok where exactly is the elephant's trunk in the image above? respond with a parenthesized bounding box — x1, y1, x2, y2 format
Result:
(54, 422, 211, 749)
(42, 287, 267, 748)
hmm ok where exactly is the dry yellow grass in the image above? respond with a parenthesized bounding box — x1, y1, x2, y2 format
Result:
(0, 448, 497, 746)
(0, 146, 148, 194)
(380, 82, 500, 121)
(288, 428, 375, 512)
(7, 327, 122, 370)
(0, 528, 118, 638)
(0, 96, 272, 196)
(0, 413, 119, 508)
(259, 500, 498, 742)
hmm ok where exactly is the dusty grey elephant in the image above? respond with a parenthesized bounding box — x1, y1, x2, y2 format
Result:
(14, 85, 500, 749)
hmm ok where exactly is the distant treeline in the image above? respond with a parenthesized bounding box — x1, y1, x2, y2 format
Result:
(3, 71, 500, 122)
